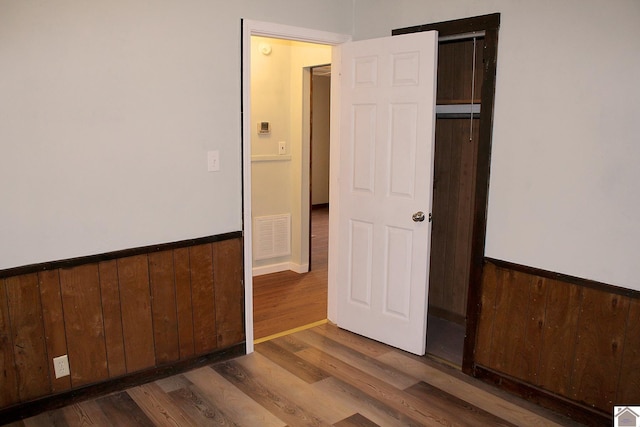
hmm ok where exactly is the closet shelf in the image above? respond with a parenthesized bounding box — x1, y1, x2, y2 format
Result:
(436, 103, 481, 118)
(436, 99, 482, 105)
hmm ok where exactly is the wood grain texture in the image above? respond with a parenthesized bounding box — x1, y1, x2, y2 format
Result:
(436, 39, 484, 104)
(98, 260, 127, 378)
(183, 366, 286, 427)
(404, 381, 515, 426)
(429, 118, 479, 320)
(38, 270, 71, 392)
(237, 352, 354, 424)
(214, 359, 334, 426)
(117, 255, 156, 372)
(59, 265, 109, 387)
(212, 239, 244, 348)
(570, 287, 628, 411)
(5, 274, 50, 401)
(0, 279, 19, 407)
(255, 339, 329, 384)
(128, 382, 197, 426)
(617, 297, 640, 404)
(521, 276, 546, 384)
(537, 278, 582, 395)
(15, 323, 578, 427)
(148, 250, 180, 365)
(0, 235, 245, 417)
(475, 262, 498, 366)
(189, 244, 217, 354)
(173, 247, 195, 360)
(477, 259, 640, 418)
(168, 382, 238, 426)
(61, 400, 113, 426)
(95, 392, 155, 426)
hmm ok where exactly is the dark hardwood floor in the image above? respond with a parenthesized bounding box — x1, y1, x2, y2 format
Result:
(253, 206, 329, 340)
(7, 323, 582, 426)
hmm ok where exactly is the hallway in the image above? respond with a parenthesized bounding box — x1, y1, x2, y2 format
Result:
(253, 206, 328, 340)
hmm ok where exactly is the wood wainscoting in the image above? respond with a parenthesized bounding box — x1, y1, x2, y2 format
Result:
(474, 258, 639, 424)
(0, 233, 245, 419)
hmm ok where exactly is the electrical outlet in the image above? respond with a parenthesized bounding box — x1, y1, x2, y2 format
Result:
(53, 355, 70, 378)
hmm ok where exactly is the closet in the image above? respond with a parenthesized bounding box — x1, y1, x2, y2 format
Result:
(426, 34, 485, 365)
(394, 13, 499, 370)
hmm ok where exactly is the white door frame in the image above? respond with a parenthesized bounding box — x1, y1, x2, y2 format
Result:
(242, 20, 351, 354)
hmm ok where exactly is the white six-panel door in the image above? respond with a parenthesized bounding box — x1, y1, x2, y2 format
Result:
(335, 31, 438, 355)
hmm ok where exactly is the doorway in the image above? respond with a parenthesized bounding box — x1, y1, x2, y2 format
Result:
(252, 59, 332, 342)
(241, 21, 350, 351)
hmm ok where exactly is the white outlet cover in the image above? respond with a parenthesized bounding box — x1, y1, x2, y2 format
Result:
(53, 354, 70, 378)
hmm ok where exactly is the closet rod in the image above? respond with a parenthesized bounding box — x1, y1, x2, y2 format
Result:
(439, 31, 485, 42)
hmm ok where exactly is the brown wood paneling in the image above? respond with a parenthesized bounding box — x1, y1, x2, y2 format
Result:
(0, 233, 246, 417)
(148, 250, 180, 364)
(174, 247, 195, 360)
(98, 260, 127, 377)
(521, 276, 546, 385)
(117, 255, 156, 373)
(536, 278, 581, 395)
(428, 119, 479, 320)
(59, 265, 109, 387)
(0, 279, 19, 407)
(428, 119, 453, 311)
(213, 239, 244, 348)
(5, 274, 50, 401)
(488, 269, 531, 377)
(570, 287, 628, 411)
(450, 118, 479, 316)
(38, 270, 71, 392)
(189, 244, 217, 354)
(436, 39, 484, 104)
(618, 297, 640, 404)
(474, 262, 498, 366)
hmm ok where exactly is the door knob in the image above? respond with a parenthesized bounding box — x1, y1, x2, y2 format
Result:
(412, 211, 425, 222)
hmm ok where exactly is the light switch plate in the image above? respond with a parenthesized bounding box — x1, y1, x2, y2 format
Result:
(207, 150, 220, 172)
(278, 141, 286, 155)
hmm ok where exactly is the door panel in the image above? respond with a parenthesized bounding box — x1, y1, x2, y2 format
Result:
(336, 31, 438, 355)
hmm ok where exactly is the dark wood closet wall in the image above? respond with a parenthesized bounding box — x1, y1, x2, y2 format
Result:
(429, 38, 484, 323)
(0, 235, 245, 415)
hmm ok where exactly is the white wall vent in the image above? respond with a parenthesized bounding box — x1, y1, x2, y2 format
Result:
(253, 214, 291, 261)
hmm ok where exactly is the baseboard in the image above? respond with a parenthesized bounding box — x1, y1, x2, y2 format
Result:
(253, 262, 309, 276)
(428, 305, 466, 325)
(0, 343, 245, 424)
(474, 365, 610, 426)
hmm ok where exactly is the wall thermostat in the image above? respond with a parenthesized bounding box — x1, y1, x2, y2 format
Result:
(258, 121, 271, 135)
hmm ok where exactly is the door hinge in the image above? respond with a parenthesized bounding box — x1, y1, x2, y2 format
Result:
(429, 213, 432, 222)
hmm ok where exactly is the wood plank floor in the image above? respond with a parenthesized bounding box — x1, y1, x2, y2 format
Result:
(253, 206, 328, 340)
(7, 323, 584, 426)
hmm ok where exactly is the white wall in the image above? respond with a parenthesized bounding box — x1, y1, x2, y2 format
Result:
(250, 37, 331, 271)
(353, 0, 640, 290)
(0, 0, 352, 270)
